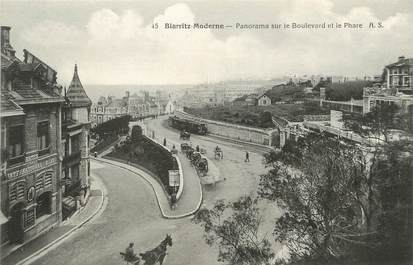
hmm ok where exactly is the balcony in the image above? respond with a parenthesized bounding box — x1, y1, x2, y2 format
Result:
(62, 151, 81, 168)
(62, 119, 83, 136)
(7, 154, 25, 166)
(38, 146, 50, 157)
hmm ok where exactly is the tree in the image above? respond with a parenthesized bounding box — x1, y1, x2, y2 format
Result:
(91, 115, 131, 139)
(131, 125, 143, 142)
(372, 140, 413, 263)
(344, 103, 403, 143)
(326, 81, 372, 101)
(193, 196, 275, 265)
(259, 111, 274, 128)
(259, 135, 378, 263)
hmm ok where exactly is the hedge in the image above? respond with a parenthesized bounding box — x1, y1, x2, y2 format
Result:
(106, 133, 178, 195)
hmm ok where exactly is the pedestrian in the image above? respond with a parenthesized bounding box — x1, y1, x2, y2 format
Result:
(125, 242, 138, 261)
(245, 151, 249, 162)
(171, 193, 177, 210)
(196, 145, 200, 152)
(163, 137, 167, 146)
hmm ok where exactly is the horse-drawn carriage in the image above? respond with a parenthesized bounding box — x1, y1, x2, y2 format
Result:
(120, 235, 173, 265)
(180, 143, 191, 153)
(186, 148, 195, 159)
(190, 152, 202, 165)
(179, 130, 190, 140)
(196, 158, 208, 176)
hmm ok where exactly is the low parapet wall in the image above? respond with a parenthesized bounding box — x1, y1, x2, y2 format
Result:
(175, 110, 277, 146)
(144, 132, 184, 201)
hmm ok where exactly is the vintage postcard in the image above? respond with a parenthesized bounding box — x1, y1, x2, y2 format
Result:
(1, 1, 412, 265)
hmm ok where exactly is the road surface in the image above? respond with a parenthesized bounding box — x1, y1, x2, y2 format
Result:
(33, 160, 219, 265)
(144, 116, 275, 207)
(35, 116, 281, 265)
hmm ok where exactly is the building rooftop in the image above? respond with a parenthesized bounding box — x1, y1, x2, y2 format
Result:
(0, 90, 24, 116)
(386, 56, 413, 68)
(66, 64, 92, 108)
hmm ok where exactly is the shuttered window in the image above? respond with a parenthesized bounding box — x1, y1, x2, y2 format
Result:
(44, 172, 52, 187)
(25, 208, 35, 228)
(35, 177, 43, 192)
(35, 172, 53, 192)
(9, 181, 25, 202)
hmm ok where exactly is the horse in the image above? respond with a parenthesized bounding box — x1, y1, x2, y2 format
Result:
(139, 234, 173, 265)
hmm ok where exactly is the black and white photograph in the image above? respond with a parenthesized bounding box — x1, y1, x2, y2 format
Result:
(0, 0, 412, 265)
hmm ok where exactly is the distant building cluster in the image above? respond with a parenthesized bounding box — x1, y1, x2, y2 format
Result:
(279, 56, 413, 146)
(180, 80, 274, 108)
(91, 90, 175, 126)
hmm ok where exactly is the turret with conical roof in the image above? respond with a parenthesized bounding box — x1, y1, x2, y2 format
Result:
(65, 64, 91, 124)
(66, 64, 92, 108)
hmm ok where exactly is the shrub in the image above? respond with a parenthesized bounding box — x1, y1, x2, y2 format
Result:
(107, 135, 178, 195)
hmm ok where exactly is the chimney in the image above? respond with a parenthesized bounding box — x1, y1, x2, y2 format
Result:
(398, 56, 405, 61)
(1, 26, 16, 57)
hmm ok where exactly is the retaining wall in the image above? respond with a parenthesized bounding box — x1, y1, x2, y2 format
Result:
(175, 110, 277, 146)
(133, 121, 184, 201)
(145, 136, 184, 200)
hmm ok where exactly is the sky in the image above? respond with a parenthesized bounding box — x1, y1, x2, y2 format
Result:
(1, 0, 413, 87)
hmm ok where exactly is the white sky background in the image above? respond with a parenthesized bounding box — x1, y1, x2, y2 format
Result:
(1, 0, 413, 86)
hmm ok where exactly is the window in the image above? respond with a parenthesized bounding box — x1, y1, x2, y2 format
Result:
(25, 208, 35, 228)
(9, 181, 25, 202)
(1, 127, 5, 150)
(65, 110, 72, 121)
(71, 165, 79, 182)
(36, 192, 51, 218)
(403, 76, 410, 86)
(35, 172, 53, 192)
(37, 121, 49, 151)
(8, 125, 24, 158)
(64, 140, 69, 157)
(71, 134, 80, 154)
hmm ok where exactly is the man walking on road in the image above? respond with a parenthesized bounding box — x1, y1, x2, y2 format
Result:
(245, 151, 250, 162)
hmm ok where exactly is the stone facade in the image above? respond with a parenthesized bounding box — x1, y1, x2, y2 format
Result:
(61, 65, 92, 218)
(91, 91, 165, 126)
(1, 26, 63, 244)
(384, 56, 413, 93)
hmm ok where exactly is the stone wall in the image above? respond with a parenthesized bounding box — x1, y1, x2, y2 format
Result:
(175, 111, 277, 146)
(303, 114, 330, 121)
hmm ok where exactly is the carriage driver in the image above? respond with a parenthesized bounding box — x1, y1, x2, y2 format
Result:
(125, 242, 138, 260)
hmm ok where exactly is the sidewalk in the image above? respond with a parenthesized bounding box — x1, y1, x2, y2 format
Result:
(1, 175, 106, 265)
(145, 136, 204, 215)
(94, 155, 203, 219)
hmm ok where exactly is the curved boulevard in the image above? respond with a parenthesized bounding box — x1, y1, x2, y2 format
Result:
(32, 116, 280, 265)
